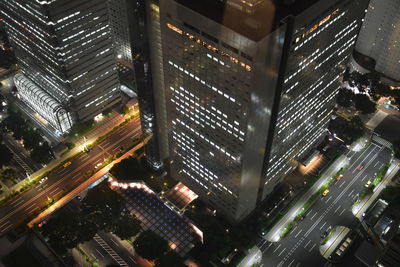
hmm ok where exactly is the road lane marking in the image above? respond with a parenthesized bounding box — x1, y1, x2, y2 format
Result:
(9, 196, 22, 205)
(310, 211, 318, 220)
(278, 248, 287, 257)
(48, 188, 62, 196)
(308, 244, 316, 252)
(0, 220, 10, 229)
(129, 256, 136, 263)
(348, 189, 355, 197)
(304, 240, 311, 248)
(334, 205, 341, 213)
(10, 198, 24, 206)
(292, 225, 298, 232)
(361, 174, 368, 182)
(374, 161, 380, 167)
(24, 203, 37, 212)
(339, 208, 346, 216)
(273, 244, 282, 253)
(325, 196, 332, 203)
(319, 222, 327, 230)
(294, 229, 303, 238)
(0, 224, 13, 233)
(96, 249, 105, 258)
(287, 259, 295, 267)
(111, 238, 120, 247)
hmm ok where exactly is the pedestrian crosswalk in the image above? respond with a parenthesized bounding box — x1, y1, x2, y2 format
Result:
(93, 234, 129, 266)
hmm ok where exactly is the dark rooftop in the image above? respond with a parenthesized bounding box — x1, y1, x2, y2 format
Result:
(374, 115, 400, 144)
(176, 0, 320, 41)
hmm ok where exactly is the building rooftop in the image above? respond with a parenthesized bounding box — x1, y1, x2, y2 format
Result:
(374, 115, 400, 144)
(175, 0, 320, 41)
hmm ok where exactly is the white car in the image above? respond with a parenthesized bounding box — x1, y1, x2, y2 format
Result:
(39, 177, 48, 184)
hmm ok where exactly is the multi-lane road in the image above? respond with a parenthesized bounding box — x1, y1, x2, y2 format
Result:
(0, 118, 142, 235)
(258, 143, 392, 267)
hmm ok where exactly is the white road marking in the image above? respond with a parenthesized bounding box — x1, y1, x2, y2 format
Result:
(319, 222, 327, 230)
(304, 240, 311, 249)
(0, 220, 10, 229)
(334, 205, 341, 213)
(278, 248, 287, 257)
(111, 238, 120, 247)
(96, 249, 105, 258)
(308, 244, 316, 252)
(325, 196, 332, 203)
(288, 259, 295, 267)
(339, 208, 346, 216)
(273, 244, 282, 253)
(310, 211, 318, 220)
(348, 189, 355, 197)
(373, 161, 380, 167)
(294, 229, 303, 238)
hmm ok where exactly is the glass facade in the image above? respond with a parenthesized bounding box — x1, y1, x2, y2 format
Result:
(158, 0, 369, 222)
(0, 0, 121, 133)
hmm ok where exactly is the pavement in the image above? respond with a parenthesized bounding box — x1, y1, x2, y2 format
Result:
(257, 143, 393, 267)
(0, 118, 142, 236)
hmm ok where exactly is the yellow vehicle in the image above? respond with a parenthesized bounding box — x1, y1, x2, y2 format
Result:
(63, 161, 72, 168)
(322, 189, 330, 197)
(365, 180, 371, 188)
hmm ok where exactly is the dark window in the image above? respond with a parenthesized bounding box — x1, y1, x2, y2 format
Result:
(183, 22, 200, 33)
(241, 52, 253, 61)
(221, 42, 239, 54)
(201, 31, 219, 43)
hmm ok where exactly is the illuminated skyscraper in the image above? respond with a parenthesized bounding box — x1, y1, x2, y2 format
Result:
(1, 0, 121, 134)
(355, 0, 400, 81)
(157, 0, 369, 222)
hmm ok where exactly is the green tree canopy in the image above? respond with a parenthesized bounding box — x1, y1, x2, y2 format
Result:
(336, 88, 354, 108)
(155, 251, 185, 267)
(0, 144, 13, 167)
(353, 94, 376, 114)
(134, 230, 170, 261)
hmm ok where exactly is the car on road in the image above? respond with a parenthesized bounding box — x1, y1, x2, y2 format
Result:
(95, 162, 102, 169)
(336, 174, 344, 181)
(322, 189, 330, 197)
(365, 180, 372, 188)
(63, 161, 72, 168)
(39, 176, 48, 184)
(357, 165, 364, 171)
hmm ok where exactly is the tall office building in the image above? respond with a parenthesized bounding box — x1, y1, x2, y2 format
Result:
(355, 0, 400, 81)
(158, 0, 369, 222)
(1, 0, 121, 134)
(107, 0, 134, 69)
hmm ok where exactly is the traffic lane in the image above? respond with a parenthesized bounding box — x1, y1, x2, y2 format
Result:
(0, 123, 142, 234)
(81, 239, 116, 267)
(284, 146, 388, 265)
(261, 145, 389, 266)
(97, 231, 138, 267)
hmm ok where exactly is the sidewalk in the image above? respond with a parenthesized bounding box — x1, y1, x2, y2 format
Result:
(352, 159, 400, 219)
(264, 155, 349, 242)
(237, 247, 262, 267)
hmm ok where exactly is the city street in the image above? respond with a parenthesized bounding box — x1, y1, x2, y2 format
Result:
(258, 143, 392, 267)
(0, 118, 142, 236)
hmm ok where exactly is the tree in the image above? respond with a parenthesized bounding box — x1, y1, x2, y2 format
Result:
(155, 251, 185, 267)
(393, 141, 400, 159)
(0, 168, 16, 182)
(112, 213, 141, 240)
(336, 88, 354, 108)
(31, 142, 53, 164)
(353, 94, 376, 114)
(81, 184, 124, 229)
(122, 105, 131, 115)
(0, 144, 13, 167)
(110, 157, 149, 181)
(23, 129, 43, 150)
(133, 230, 170, 261)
